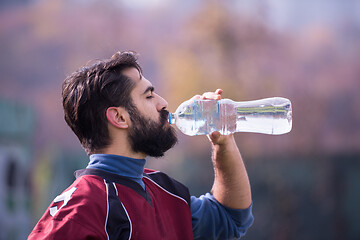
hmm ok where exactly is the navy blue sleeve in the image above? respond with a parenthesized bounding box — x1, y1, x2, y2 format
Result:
(191, 193, 254, 240)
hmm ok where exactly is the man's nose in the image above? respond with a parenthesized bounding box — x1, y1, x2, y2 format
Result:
(157, 94, 168, 111)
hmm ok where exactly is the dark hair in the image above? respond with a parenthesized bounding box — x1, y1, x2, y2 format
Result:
(62, 51, 142, 155)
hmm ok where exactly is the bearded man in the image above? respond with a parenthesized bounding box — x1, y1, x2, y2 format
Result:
(28, 51, 253, 240)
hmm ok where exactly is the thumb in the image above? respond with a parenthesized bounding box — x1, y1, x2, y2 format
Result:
(208, 131, 221, 144)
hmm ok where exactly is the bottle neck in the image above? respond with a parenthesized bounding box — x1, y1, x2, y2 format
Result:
(168, 112, 176, 124)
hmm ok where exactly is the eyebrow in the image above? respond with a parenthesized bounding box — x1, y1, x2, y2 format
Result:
(143, 86, 154, 95)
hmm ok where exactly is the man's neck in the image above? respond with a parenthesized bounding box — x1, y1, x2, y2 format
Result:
(99, 143, 146, 159)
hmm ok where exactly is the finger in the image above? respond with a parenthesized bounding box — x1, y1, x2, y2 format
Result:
(190, 95, 202, 100)
(201, 92, 221, 100)
(215, 89, 223, 95)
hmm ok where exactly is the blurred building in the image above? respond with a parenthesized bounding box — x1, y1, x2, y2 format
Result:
(0, 98, 35, 240)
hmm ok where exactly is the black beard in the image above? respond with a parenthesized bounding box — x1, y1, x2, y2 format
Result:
(127, 107, 178, 158)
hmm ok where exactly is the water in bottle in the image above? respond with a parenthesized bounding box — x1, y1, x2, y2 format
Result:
(168, 97, 292, 136)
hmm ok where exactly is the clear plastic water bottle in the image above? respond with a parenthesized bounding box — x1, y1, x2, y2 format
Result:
(169, 97, 292, 136)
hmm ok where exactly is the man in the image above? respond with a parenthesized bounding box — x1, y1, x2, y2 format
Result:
(28, 51, 253, 239)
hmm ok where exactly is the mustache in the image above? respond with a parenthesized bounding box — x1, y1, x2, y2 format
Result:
(160, 109, 169, 124)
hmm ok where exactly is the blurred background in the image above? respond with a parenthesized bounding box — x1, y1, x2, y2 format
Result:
(1, 0, 359, 239)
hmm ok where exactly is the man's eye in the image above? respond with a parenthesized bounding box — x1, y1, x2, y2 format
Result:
(146, 95, 154, 99)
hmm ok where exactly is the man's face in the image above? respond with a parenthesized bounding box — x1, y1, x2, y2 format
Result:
(123, 68, 178, 157)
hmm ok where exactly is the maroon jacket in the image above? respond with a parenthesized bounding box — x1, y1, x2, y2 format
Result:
(28, 168, 193, 240)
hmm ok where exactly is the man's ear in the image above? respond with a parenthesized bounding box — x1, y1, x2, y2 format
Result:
(106, 107, 129, 129)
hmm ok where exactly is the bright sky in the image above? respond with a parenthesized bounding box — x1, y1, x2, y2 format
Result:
(118, 0, 359, 31)
(225, 0, 360, 32)
(120, 0, 171, 9)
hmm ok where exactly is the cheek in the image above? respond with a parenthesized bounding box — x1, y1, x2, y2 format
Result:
(144, 101, 159, 112)
(138, 103, 158, 119)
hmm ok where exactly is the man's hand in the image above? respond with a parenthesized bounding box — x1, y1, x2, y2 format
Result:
(190, 88, 223, 101)
(191, 89, 252, 209)
(191, 89, 234, 146)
